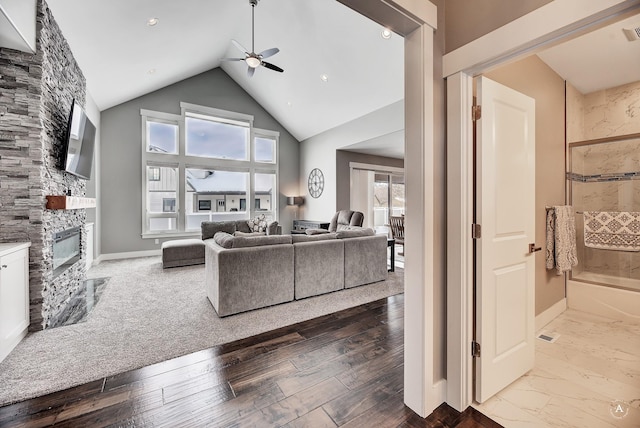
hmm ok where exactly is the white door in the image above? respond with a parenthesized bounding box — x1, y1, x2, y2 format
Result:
(475, 76, 536, 403)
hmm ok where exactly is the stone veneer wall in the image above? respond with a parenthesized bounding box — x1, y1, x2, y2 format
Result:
(0, 0, 88, 330)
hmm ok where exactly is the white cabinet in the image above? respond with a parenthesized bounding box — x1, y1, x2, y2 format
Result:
(86, 222, 94, 270)
(0, 242, 31, 363)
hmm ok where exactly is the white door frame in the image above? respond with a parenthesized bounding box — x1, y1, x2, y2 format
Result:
(337, 0, 442, 417)
(445, 0, 640, 411)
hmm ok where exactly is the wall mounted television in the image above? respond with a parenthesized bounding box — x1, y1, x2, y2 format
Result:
(62, 99, 96, 180)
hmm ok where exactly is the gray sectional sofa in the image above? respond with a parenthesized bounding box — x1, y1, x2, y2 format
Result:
(202, 222, 388, 317)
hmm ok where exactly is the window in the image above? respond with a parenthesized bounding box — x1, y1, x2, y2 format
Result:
(255, 136, 275, 163)
(185, 114, 249, 160)
(141, 104, 278, 237)
(163, 198, 176, 213)
(255, 172, 275, 212)
(145, 165, 178, 232)
(147, 121, 178, 154)
(373, 173, 405, 229)
(185, 167, 249, 230)
(148, 167, 161, 181)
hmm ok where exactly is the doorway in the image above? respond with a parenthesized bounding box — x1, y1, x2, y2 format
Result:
(446, 0, 640, 412)
(337, 0, 442, 417)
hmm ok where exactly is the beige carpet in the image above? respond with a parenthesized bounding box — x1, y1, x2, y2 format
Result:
(0, 256, 403, 406)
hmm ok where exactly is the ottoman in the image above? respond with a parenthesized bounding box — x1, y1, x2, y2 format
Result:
(161, 239, 205, 268)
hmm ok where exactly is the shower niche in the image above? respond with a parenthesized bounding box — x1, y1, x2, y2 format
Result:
(568, 133, 640, 291)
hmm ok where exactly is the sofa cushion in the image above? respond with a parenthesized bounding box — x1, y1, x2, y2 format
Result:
(336, 228, 375, 239)
(232, 234, 292, 248)
(233, 231, 265, 237)
(213, 232, 235, 249)
(235, 220, 252, 234)
(247, 214, 268, 232)
(305, 228, 330, 235)
(292, 233, 338, 243)
(202, 221, 236, 240)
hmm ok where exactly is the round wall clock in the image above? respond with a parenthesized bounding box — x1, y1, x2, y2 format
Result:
(308, 168, 324, 198)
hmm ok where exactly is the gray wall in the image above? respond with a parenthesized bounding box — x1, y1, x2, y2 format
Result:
(100, 68, 300, 255)
(335, 150, 404, 210)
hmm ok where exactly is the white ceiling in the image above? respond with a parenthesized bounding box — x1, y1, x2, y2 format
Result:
(45, 0, 404, 144)
(537, 13, 640, 94)
(39, 3, 640, 160)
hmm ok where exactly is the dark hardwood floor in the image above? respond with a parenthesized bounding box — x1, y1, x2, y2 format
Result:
(0, 294, 502, 427)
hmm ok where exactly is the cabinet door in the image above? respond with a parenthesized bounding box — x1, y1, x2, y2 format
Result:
(0, 250, 29, 347)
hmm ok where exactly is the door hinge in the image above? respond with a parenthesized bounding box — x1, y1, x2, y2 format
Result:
(472, 105, 481, 121)
(471, 223, 481, 239)
(472, 341, 481, 358)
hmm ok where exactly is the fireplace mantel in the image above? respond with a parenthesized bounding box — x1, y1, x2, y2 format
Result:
(46, 196, 96, 210)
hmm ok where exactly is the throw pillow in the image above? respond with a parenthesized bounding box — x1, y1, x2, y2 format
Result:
(213, 231, 234, 249)
(247, 214, 268, 232)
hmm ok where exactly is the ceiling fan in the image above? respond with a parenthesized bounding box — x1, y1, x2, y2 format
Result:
(221, 0, 283, 77)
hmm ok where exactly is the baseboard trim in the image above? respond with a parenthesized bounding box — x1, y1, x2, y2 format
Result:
(535, 298, 567, 332)
(96, 249, 161, 263)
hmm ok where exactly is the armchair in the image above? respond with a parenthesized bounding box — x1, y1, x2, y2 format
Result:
(304, 210, 364, 235)
(329, 210, 364, 232)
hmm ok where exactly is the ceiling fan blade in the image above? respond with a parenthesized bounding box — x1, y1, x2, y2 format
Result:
(258, 47, 279, 59)
(220, 57, 244, 61)
(261, 61, 284, 73)
(231, 39, 249, 55)
(247, 66, 255, 78)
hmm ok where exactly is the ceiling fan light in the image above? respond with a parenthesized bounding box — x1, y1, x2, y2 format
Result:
(246, 57, 261, 68)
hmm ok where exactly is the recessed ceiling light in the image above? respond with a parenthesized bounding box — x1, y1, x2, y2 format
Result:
(320, 74, 329, 82)
(148, 68, 156, 74)
(287, 101, 293, 107)
(381, 29, 392, 39)
(147, 18, 159, 26)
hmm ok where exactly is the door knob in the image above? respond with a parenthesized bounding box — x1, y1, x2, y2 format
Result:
(529, 243, 542, 253)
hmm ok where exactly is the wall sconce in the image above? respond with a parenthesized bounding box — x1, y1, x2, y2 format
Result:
(286, 196, 304, 206)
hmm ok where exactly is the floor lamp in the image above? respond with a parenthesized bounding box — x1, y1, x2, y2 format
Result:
(287, 196, 304, 219)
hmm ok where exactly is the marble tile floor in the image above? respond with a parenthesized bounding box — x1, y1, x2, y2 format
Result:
(474, 308, 640, 427)
(48, 278, 109, 328)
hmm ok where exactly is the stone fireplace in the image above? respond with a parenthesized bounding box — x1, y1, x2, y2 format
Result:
(0, 0, 89, 330)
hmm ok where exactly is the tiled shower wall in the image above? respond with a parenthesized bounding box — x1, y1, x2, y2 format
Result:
(567, 80, 640, 142)
(0, 0, 88, 330)
(567, 81, 640, 283)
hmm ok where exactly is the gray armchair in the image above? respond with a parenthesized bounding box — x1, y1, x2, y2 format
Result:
(329, 210, 364, 232)
(305, 210, 365, 235)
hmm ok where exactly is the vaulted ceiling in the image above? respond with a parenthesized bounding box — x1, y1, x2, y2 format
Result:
(38, 2, 640, 159)
(45, 0, 404, 144)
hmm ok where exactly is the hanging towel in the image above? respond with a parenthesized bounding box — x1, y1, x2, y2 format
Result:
(545, 206, 578, 275)
(583, 211, 640, 252)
